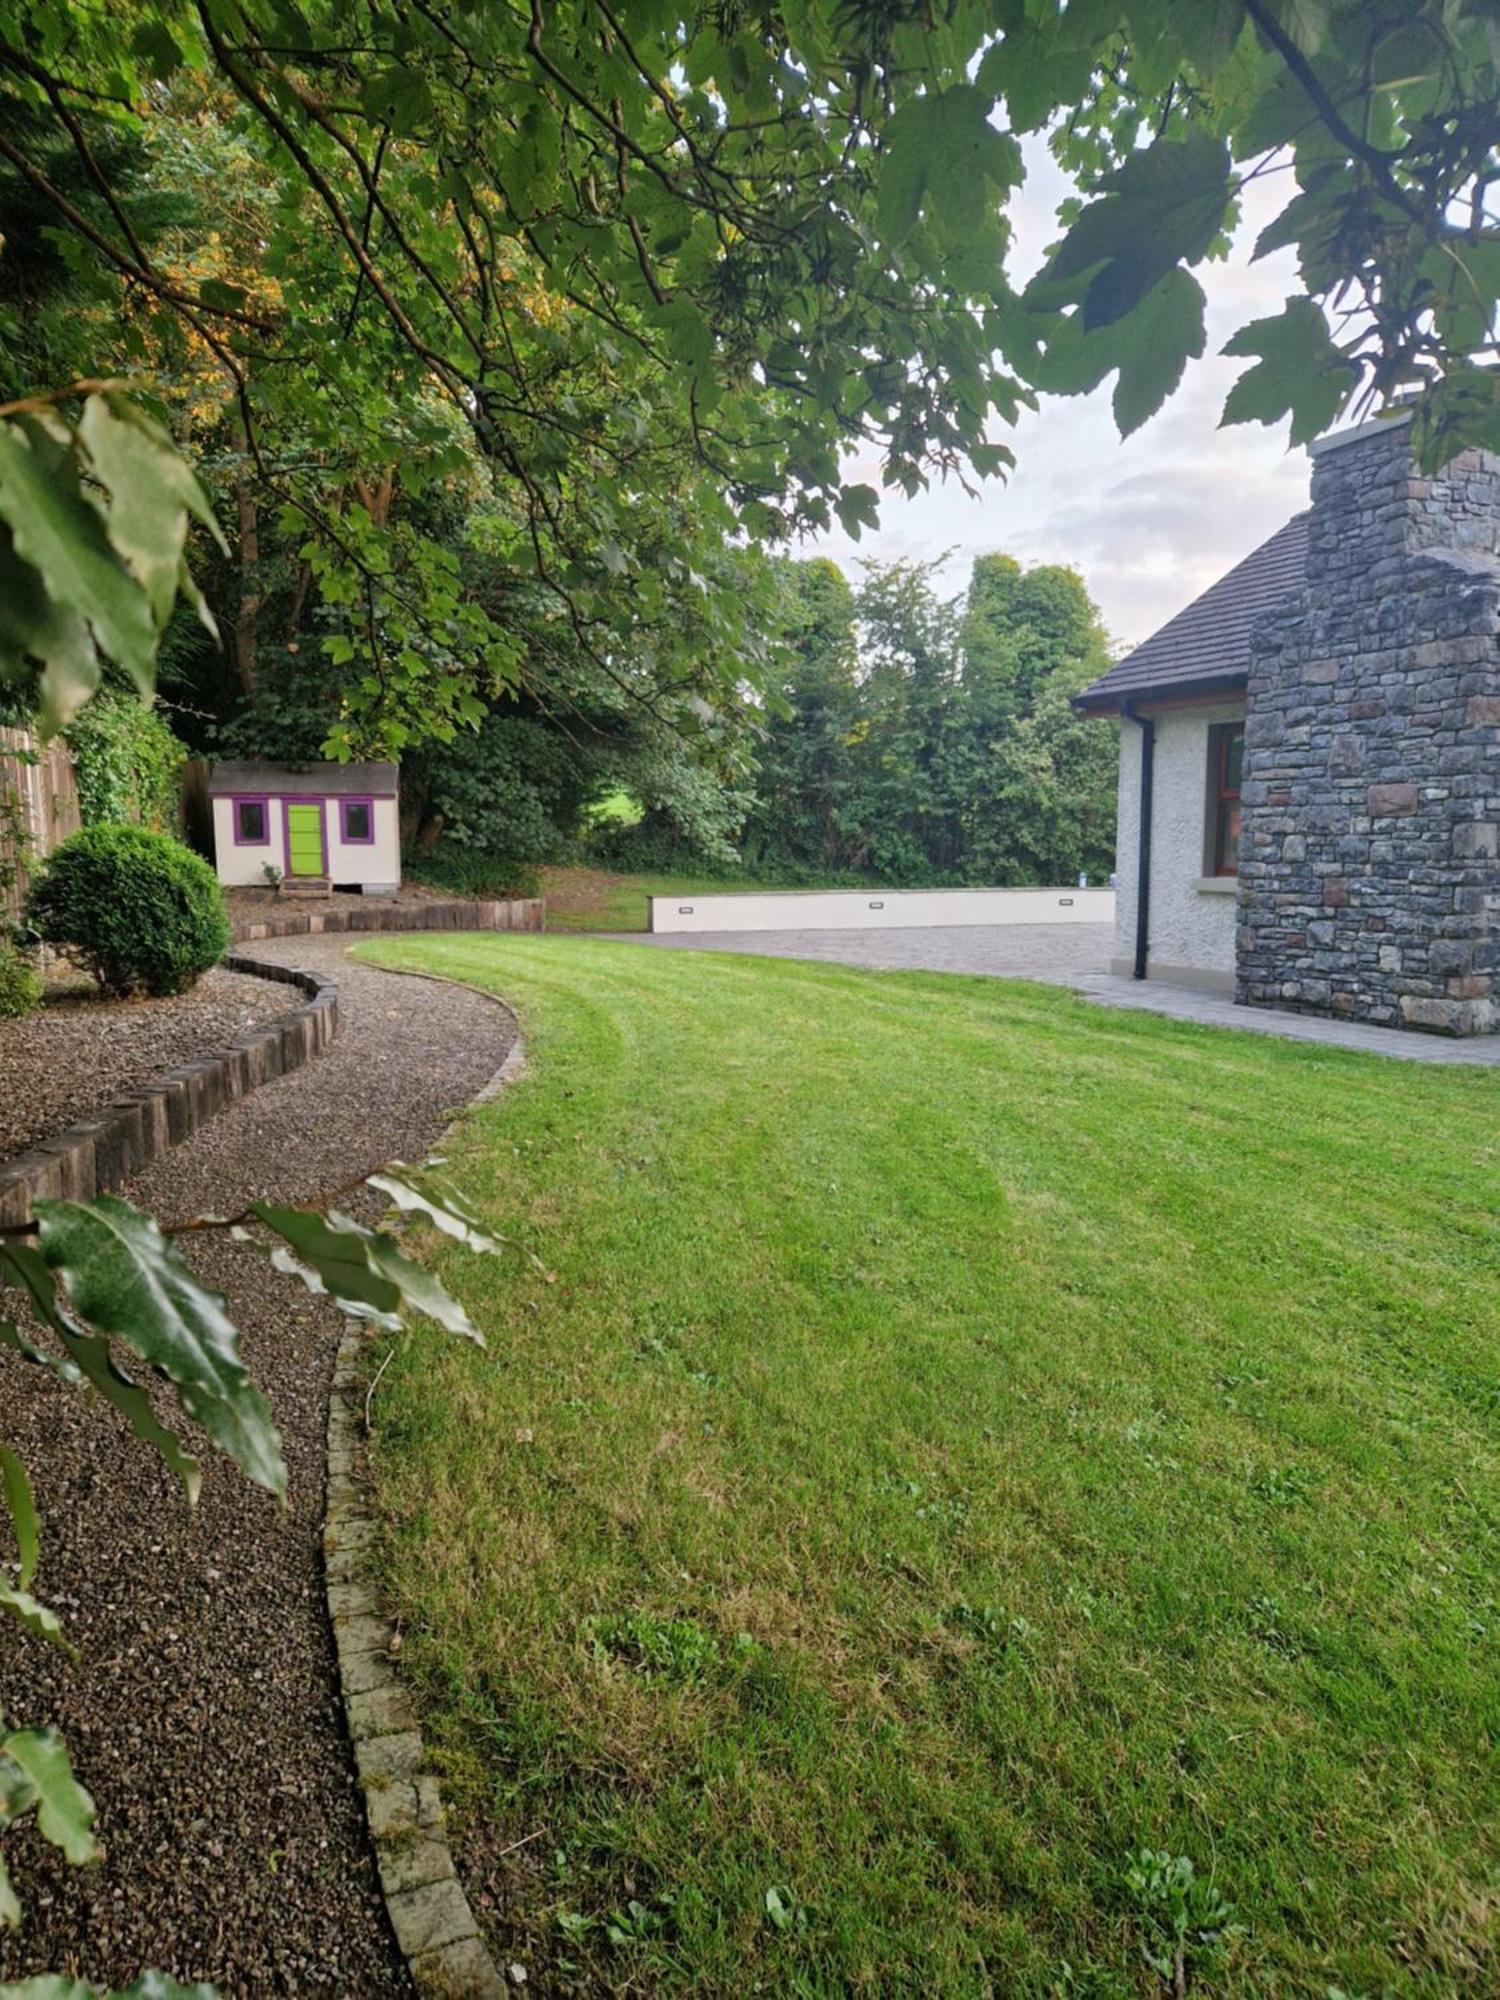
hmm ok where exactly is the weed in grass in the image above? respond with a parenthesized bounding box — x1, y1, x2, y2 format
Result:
(586, 1611, 720, 1680)
(1123, 1849, 1240, 1994)
(605, 1891, 676, 1947)
(1249, 1463, 1321, 1507)
(762, 1883, 810, 1934)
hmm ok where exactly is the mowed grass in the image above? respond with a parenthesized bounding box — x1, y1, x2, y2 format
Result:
(539, 865, 841, 933)
(353, 934, 1499, 1997)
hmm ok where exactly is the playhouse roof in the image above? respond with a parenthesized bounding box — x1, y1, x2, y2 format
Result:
(1076, 511, 1311, 714)
(208, 760, 399, 798)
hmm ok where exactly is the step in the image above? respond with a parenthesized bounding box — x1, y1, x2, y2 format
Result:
(279, 876, 333, 899)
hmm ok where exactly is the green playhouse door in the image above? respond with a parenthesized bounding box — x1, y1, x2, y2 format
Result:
(285, 802, 324, 876)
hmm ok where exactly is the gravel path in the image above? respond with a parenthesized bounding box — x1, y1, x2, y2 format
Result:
(0, 936, 516, 1995)
(0, 967, 296, 1158)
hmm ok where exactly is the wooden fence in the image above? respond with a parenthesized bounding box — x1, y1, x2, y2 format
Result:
(0, 726, 81, 919)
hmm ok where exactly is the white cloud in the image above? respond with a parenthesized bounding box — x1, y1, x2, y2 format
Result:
(806, 136, 1315, 650)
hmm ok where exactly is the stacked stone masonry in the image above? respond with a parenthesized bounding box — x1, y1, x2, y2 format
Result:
(1238, 421, 1500, 1035)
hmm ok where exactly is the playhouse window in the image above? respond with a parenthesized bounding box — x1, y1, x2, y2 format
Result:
(341, 798, 374, 843)
(1206, 723, 1244, 876)
(235, 798, 269, 844)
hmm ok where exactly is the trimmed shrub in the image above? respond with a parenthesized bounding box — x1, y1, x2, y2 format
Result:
(29, 826, 229, 998)
(0, 939, 42, 1018)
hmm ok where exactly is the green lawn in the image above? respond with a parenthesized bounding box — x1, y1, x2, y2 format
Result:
(353, 935, 1499, 1998)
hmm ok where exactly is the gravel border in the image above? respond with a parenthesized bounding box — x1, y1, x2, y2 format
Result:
(0, 938, 520, 1992)
(0, 958, 339, 1229)
(324, 1037, 528, 2000)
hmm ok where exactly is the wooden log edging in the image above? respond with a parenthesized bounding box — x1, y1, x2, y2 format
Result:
(325, 1028, 527, 2000)
(231, 896, 544, 945)
(0, 957, 340, 1230)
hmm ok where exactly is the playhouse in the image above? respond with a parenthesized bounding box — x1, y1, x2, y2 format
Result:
(207, 761, 400, 893)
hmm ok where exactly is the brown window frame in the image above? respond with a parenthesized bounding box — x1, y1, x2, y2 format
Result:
(1205, 722, 1244, 877)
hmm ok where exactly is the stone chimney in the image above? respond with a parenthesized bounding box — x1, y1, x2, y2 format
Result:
(1237, 413, 1500, 1035)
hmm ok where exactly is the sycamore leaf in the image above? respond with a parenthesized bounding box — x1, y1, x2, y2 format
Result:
(1, 1727, 98, 1866)
(876, 87, 1020, 248)
(1112, 269, 1208, 435)
(833, 484, 881, 539)
(1033, 130, 1232, 329)
(1220, 297, 1355, 444)
(0, 1252, 200, 1503)
(0, 417, 157, 701)
(32, 1199, 283, 1499)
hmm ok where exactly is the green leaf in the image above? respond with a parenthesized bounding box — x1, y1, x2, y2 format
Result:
(253, 1205, 482, 1342)
(0, 1581, 68, 1650)
(0, 1848, 18, 1929)
(1, 1727, 98, 1865)
(0, 1250, 201, 1503)
(0, 1446, 38, 1591)
(1220, 296, 1355, 444)
(1034, 130, 1232, 329)
(833, 484, 881, 539)
(1112, 269, 1208, 435)
(0, 417, 157, 701)
(0, 521, 101, 735)
(33, 1198, 284, 1500)
(367, 1169, 506, 1254)
(78, 394, 227, 629)
(876, 87, 1020, 249)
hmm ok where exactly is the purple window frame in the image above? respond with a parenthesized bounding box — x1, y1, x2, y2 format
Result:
(280, 796, 329, 876)
(339, 795, 376, 846)
(231, 794, 271, 846)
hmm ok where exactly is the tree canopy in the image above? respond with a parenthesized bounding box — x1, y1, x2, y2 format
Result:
(2, 0, 1499, 753)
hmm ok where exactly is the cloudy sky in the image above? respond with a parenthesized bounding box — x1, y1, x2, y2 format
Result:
(807, 140, 1313, 654)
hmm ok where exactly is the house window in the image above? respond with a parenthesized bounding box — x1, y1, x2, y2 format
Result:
(234, 797, 269, 845)
(1207, 723, 1244, 876)
(341, 797, 374, 844)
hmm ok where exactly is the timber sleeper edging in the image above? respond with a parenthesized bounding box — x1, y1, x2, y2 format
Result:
(0, 956, 339, 1230)
(231, 896, 544, 945)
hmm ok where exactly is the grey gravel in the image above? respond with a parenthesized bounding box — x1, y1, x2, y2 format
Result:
(0, 967, 295, 1158)
(0, 937, 516, 1995)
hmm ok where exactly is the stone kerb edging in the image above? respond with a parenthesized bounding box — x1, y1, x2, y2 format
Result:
(0, 957, 339, 1231)
(326, 1028, 527, 2000)
(232, 897, 544, 945)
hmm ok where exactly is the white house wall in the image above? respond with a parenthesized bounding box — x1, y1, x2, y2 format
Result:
(1112, 702, 1243, 992)
(212, 795, 286, 886)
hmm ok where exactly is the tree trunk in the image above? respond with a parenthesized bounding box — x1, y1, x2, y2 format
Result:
(234, 428, 261, 699)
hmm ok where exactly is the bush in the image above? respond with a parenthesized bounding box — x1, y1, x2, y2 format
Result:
(67, 687, 187, 832)
(0, 939, 42, 1018)
(405, 844, 541, 901)
(28, 826, 229, 998)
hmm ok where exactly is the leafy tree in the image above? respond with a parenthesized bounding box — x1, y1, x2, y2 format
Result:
(4, 0, 1500, 755)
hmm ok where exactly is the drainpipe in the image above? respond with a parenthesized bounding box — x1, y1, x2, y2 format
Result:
(1122, 701, 1154, 981)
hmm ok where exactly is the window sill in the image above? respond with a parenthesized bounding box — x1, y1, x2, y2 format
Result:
(1195, 875, 1239, 895)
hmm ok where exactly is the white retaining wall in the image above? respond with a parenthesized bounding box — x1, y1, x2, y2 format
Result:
(649, 886, 1116, 934)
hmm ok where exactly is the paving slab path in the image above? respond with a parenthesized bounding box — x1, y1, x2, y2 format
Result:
(613, 922, 1500, 1066)
(0, 936, 515, 1996)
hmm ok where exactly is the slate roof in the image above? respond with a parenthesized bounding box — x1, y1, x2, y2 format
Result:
(1076, 511, 1310, 712)
(207, 760, 399, 797)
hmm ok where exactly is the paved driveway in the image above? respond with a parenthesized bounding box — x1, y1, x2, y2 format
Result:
(609, 921, 1500, 1066)
(614, 920, 1113, 982)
